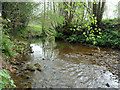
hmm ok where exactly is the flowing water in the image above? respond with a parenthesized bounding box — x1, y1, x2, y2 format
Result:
(12, 37, 120, 88)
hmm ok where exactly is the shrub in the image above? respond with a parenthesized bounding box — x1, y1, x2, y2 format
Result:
(0, 69, 16, 89)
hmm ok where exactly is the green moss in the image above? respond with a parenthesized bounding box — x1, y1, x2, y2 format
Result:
(21, 74, 30, 79)
(1, 33, 14, 58)
(34, 63, 41, 67)
(37, 67, 42, 71)
(34, 63, 42, 72)
(26, 65, 36, 71)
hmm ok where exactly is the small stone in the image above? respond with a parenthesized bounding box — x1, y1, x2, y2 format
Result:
(10, 68, 18, 74)
(23, 82, 32, 88)
(106, 83, 110, 87)
(20, 61, 25, 65)
(34, 63, 41, 67)
(87, 53, 93, 56)
(10, 61, 21, 65)
(21, 74, 30, 79)
(10, 61, 17, 65)
(26, 65, 36, 71)
(42, 58, 45, 60)
(34, 63, 42, 72)
(37, 67, 42, 71)
(12, 66, 18, 70)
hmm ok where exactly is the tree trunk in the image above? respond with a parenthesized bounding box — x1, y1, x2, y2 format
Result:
(42, 1, 46, 36)
(92, 0, 106, 26)
(98, 0, 106, 25)
(68, 2, 73, 25)
(93, 0, 97, 17)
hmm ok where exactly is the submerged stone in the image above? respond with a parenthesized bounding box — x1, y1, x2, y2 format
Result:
(20, 61, 25, 65)
(10, 61, 18, 65)
(37, 67, 42, 71)
(21, 74, 30, 79)
(34, 63, 42, 72)
(34, 63, 41, 67)
(26, 65, 36, 71)
(106, 83, 110, 87)
(42, 58, 45, 60)
(10, 61, 16, 65)
(23, 82, 32, 88)
(12, 66, 19, 70)
(10, 68, 18, 74)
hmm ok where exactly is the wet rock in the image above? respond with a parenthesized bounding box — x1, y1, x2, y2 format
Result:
(34, 63, 41, 67)
(21, 69, 26, 72)
(10, 61, 20, 65)
(30, 51, 34, 53)
(20, 61, 25, 65)
(42, 58, 45, 60)
(23, 82, 32, 88)
(89, 53, 93, 56)
(106, 83, 110, 87)
(34, 63, 42, 72)
(99, 54, 104, 57)
(86, 53, 94, 56)
(21, 74, 30, 79)
(26, 65, 36, 71)
(103, 70, 106, 73)
(12, 66, 19, 70)
(29, 49, 34, 53)
(37, 67, 42, 71)
(18, 70, 23, 74)
(10, 66, 19, 74)
(20, 69, 30, 74)
(10, 68, 18, 74)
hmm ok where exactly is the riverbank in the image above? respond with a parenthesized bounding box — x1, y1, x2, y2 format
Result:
(22, 24, 43, 38)
(55, 18, 120, 50)
(1, 29, 35, 88)
(12, 18, 120, 50)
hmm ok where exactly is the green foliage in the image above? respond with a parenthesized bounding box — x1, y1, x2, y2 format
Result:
(0, 69, 16, 89)
(20, 24, 42, 38)
(2, 2, 39, 31)
(1, 17, 24, 58)
(32, 2, 65, 37)
(66, 34, 78, 42)
(56, 25, 120, 49)
(60, 2, 102, 45)
(0, 19, 14, 58)
(102, 18, 120, 31)
(1, 32, 14, 58)
(81, 14, 102, 45)
(55, 32, 66, 40)
(96, 29, 120, 49)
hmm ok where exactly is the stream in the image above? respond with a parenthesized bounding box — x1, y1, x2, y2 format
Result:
(11, 37, 119, 88)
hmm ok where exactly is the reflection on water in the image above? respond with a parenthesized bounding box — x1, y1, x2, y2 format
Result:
(12, 37, 119, 88)
(30, 37, 58, 59)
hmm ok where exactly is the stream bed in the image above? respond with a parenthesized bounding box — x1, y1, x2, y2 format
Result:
(11, 37, 120, 88)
